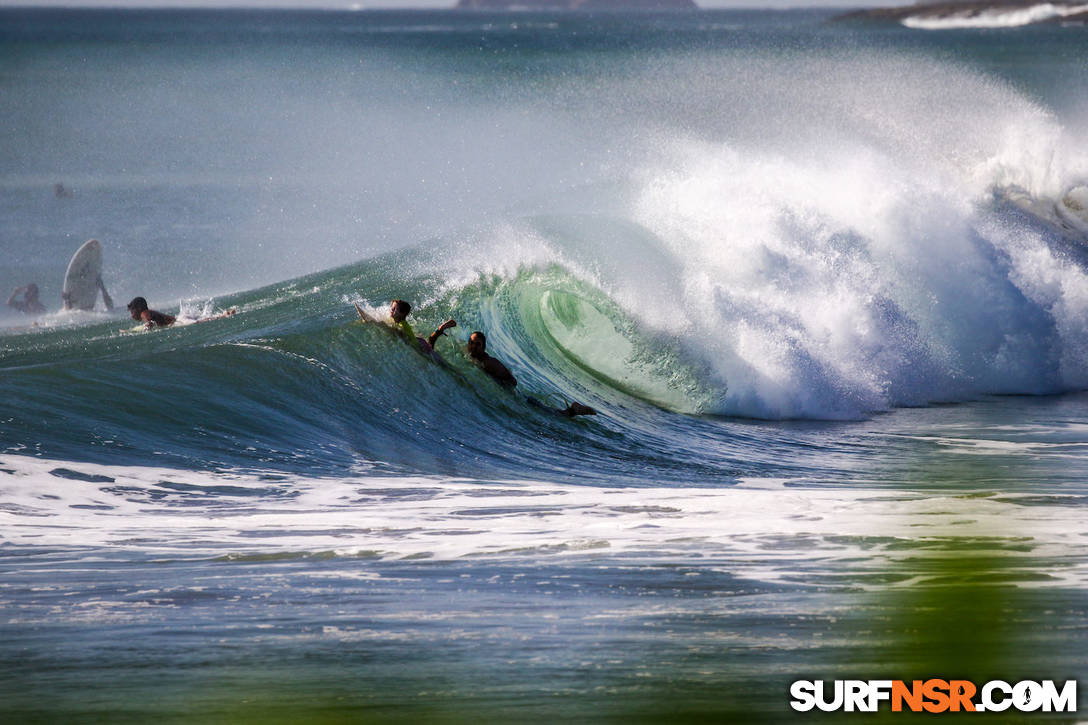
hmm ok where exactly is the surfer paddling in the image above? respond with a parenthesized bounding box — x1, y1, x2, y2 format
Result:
(127, 296, 175, 329)
(356, 300, 594, 417)
(125, 297, 235, 331)
(466, 331, 517, 387)
(356, 299, 456, 359)
(7, 283, 46, 315)
(466, 330, 596, 418)
(389, 299, 457, 354)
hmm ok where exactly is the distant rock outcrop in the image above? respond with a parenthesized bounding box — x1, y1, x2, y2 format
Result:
(457, 0, 698, 9)
(835, 0, 1088, 28)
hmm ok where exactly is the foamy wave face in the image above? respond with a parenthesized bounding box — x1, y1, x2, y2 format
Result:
(902, 4, 1088, 29)
(621, 57, 1088, 419)
(3, 455, 1087, 590)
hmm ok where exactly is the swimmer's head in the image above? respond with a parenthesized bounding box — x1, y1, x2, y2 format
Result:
(467, 331, 486, 358)
(127, 296, 148, 319)
(390, 299, 411, 323)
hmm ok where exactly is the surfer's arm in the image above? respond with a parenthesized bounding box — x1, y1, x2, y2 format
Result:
(97, 276, 113, 310)
(427, 319, 457, 348)
(6, 287, 22, 308)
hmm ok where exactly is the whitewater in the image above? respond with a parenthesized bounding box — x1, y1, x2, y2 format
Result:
(2, 8, 1088, 723)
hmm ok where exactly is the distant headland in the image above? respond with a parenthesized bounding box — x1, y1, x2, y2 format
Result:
(835, 0, 1088, 28)
(456, 0, 698, 9)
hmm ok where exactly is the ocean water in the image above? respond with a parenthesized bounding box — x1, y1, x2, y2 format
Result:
(3, 8, 1088, 722)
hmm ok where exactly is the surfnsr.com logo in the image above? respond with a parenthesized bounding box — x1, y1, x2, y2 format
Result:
(790, 679, 1077, 713)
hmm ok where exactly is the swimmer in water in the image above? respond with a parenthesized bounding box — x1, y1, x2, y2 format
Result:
(127, 296, 175, 329)
(388, 299, 457, 355)
(7, 283, 46, 315)
(465, 330, 596, 417)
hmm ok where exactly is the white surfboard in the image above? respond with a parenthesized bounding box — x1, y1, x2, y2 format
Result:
(62, 239, 104, 311)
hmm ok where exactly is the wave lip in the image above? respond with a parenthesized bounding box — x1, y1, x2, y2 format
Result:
(835, 1, 1088, 28)
(902, 2, 1088, 29)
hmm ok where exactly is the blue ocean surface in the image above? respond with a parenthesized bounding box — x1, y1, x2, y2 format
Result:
(2, 7, 1088, 722)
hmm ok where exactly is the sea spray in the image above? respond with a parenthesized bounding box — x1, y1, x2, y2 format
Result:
(614, 55, 1088, 418)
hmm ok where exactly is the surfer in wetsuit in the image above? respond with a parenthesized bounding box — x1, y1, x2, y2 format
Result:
(389, 299, 457, 355)
(127, 296, 175, 329)
(466, 330, 596, 417)
(7, 283, 46, 315)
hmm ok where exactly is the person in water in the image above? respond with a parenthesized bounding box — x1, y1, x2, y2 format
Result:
(466, 331, 517, 387)
(127, 296, 175, 329)
(7, 283, 46, 315)
(466, 330, 596, 417)
(389, 299, 457, 354)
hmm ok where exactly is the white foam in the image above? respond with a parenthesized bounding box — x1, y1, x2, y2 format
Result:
(1057, 185, 1088, 234)
(3, 455, 1086, 590)
(903, 4, 1088, 29)
(900, 435, 1088, 456)
(617, 57, 1088, 419)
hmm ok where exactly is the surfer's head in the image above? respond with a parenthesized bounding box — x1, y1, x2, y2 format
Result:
(467, 331, 487, 358)
(24, 283, 39, 301)
(127, 296, 148, 318)
(390, 299, 411, 323)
